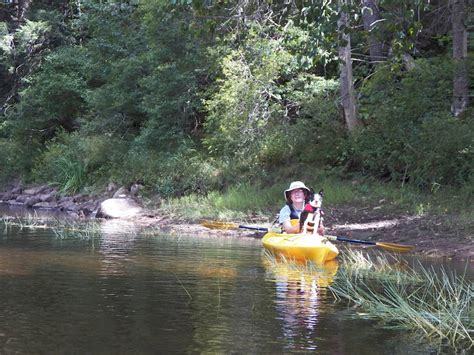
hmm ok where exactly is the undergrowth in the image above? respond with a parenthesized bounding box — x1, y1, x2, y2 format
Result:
(159, 174, 473, 228)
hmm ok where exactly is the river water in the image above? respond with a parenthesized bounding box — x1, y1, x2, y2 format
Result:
(0, 206, 468, 354)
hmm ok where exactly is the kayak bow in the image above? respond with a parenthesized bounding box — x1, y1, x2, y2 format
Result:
(262, 232, 339, 264)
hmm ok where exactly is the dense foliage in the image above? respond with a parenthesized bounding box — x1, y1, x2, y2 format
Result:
(0, 0, 472, 197)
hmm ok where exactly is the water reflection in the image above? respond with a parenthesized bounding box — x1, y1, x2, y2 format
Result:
(264, 258, 338, 351)
(98, 220, 139, 276)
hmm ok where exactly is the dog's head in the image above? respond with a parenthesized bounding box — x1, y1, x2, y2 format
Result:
(307, 189, 323, 208)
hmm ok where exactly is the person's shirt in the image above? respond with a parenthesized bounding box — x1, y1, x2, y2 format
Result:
(278, 204, 302, 224)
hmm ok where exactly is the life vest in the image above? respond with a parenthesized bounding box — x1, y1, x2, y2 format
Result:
(290, 219, 300, 228)
(280, 204, 304, 233)
(287, 203, 300, 220)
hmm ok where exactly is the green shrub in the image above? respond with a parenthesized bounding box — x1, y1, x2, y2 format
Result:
(10, 46, 89, 144)
(118, 143, 224, 198)
(411, 113, 473, 187)
(287, 74, 345, 164)
(352, 57, 472, 188)
(257, 74, 345, 167)
(32, 131, 128, 193)
(204, 23, 307, 162)
(204, 21, 345, 172)
(0, 139, 36, 184)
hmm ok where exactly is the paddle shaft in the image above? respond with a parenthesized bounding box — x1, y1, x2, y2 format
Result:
(242, 226, 383, 245)
(202, 221, 413, 252)
(228, 226, 400, 246)
(239, 225, 269, 232)
(328, 235, 376, 246)
(326, 235, 414, 252)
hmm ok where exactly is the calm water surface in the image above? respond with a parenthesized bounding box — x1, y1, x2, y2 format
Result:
(0, 207, 467, 354)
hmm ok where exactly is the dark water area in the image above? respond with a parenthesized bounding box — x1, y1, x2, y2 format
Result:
(0, 205, 469, 354)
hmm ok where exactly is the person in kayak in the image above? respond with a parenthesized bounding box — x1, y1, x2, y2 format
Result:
(278, 181, 325, 234)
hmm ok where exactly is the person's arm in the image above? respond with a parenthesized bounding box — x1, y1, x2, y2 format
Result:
(282, 219, 300, 234)
(279, 205, 301, 233)
(278, 205, 295, 233)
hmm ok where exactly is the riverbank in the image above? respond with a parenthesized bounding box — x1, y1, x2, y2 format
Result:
(0, 184, 472, 263)
(110, 201, 473, 263)
(147, 205, 473, 263)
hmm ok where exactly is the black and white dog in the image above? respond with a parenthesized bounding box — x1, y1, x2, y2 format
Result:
(299, 189, 324, 235)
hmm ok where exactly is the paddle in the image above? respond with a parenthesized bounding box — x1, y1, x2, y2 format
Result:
(201, 220, 414, 253)
(201, 220, 269, 232)
(324, 235, 415, 253)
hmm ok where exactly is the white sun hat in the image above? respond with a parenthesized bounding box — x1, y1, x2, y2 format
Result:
(284, 181, 310, 201)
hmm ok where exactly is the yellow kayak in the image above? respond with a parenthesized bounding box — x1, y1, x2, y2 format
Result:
(262, 232, 339, 264)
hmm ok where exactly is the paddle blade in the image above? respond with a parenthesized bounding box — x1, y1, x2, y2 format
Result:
(375, 242, 415, 253)
(201, 221, 239, 230)
(326, 235, 414, 253)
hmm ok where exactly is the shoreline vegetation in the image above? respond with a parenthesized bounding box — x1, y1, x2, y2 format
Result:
(333, 250, 473, 352)
(1, 175, 472, 262)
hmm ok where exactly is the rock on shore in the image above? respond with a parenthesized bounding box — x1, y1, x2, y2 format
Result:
(0, 183, 146, 219)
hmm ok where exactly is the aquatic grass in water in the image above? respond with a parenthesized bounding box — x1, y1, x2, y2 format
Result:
(330, 249, 473, 351)
(1, 213, 49, 230)
(339, 248, 422, 284)
(51, 219, 103, 240)
(0, 214, 103, 240)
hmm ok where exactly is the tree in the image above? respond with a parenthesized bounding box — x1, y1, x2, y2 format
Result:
(361, 0, 385, 64)
(1, 0, 76, 113)
(338, 0, 359, 131)
(451, 0, 469, 116)
(0, 0, 34, 111)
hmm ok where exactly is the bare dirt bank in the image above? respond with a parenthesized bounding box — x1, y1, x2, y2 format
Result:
(128, 204, 473, 263)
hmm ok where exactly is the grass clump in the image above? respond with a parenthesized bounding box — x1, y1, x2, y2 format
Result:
(51, 219, 103, 240)
(1, 213, 49, 230)
(0, 214, 103, 240)
(161, 183, 283, 222)
(330, 249, 473, 351)
(159, 172, 472, 228)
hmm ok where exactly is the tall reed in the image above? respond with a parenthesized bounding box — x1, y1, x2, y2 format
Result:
(0, 214, 102, 239)
(330, 250, 473, 351)
(51, 219, 102, 239)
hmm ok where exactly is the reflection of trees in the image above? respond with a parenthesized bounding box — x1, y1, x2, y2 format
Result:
(265, 260, 338, 351)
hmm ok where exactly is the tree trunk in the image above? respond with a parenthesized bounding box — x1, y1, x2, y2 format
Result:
(451, 0, 469, 117)
(338, 0, 359, 132)
(361, 0, 385, 64)
(1, 0, 34, 112)
(9, 0, 33, 30)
